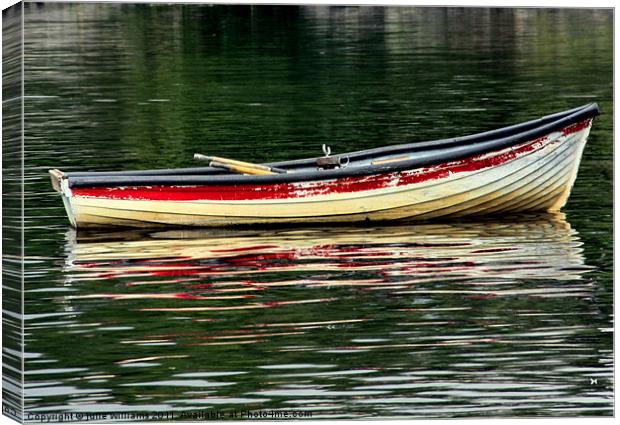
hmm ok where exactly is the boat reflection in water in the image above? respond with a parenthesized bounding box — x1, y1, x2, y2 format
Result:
(35, 213, 608, 417)
(65, 212, 592, 307)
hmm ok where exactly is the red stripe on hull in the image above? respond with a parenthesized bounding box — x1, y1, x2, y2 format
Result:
(72, 120, 590, 202)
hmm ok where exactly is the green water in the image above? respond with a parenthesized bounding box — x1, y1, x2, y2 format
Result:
(14, 3, 614, 419)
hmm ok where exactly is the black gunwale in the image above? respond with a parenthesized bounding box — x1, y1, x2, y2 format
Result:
(67, 103, 599, 189)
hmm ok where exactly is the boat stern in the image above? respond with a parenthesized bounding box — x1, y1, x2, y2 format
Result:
(49, 169, 77, 228)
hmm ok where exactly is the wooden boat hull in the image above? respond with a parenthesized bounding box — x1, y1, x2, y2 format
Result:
(51, 105, 598, 228)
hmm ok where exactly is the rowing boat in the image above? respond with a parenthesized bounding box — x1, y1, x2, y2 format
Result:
(49, 103, 599, 228)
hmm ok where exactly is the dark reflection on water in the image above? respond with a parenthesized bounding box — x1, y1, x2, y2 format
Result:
(20, 3, 612, 419)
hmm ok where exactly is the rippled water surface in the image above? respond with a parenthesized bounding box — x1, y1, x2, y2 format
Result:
(15, 3, 613, 419)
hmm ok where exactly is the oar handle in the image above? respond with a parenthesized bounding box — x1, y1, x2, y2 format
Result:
(194, 153, 287, 174)
(194, 153, 213, 162)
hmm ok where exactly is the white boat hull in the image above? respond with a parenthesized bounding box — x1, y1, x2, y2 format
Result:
(60, 120, 592, 228)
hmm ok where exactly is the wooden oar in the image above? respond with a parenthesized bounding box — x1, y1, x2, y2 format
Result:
(209, 160, 275, 175)
(371, 155, 411, 165)
(194, 154, 287, 174)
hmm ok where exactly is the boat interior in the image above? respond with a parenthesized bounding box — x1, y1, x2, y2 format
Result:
(57, 103, 599, 188)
